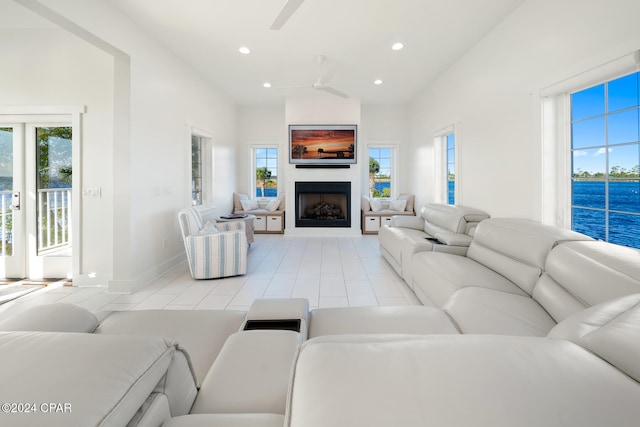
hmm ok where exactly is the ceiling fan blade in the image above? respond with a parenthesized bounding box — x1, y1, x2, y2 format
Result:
(316, 86, 349, 99)
(270, 0, 305, 30)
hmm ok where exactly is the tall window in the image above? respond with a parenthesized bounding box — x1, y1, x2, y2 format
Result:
(191, 135, 202, 206)
(368, 146, 393, 198)
(570, 71, 640, 248)
(446, 133, 456, 205)
(254, 147, 278, 198)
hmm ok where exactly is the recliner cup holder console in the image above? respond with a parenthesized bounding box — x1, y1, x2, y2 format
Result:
(241, 298, 309, 339)
(243, 319, 301, 332)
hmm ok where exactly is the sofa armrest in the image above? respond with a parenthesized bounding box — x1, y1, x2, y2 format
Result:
(433, 232, 473, 247)
(389, 215, 424, 229)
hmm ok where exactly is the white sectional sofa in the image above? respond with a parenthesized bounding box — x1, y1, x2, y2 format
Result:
(378, 203, 489, 284)
(1, 217, 640, 426)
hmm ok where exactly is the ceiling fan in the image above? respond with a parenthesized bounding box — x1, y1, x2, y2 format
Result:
(273, 55, 350, 99)
(270, 0, 305, 30)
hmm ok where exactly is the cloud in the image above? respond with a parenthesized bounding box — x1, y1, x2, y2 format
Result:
(594, 147, 612, 156)
(573, 150, 588, 157)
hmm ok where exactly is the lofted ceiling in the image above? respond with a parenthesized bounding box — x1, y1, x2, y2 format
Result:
(107, 0, 526, 106)
(6, 0, 527, 106)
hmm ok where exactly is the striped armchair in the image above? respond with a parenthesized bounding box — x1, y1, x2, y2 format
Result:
(178, 208, 248, 279)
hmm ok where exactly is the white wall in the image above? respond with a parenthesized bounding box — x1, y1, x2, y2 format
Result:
(236, 106, 286, 198)
(0, 27, 115, 278)
(5, 0, 238, 291)
(361, 105, 411, 195)
(408, 0, 640, 220)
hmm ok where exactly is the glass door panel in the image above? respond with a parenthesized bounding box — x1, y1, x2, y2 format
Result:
(0, 125, 25, 278)
(35, 127, 72, 256)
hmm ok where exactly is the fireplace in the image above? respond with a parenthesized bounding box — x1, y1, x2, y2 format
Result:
(295, 181, 351, 228)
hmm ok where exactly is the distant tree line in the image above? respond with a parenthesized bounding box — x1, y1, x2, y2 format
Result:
(574, 165, 640, 180)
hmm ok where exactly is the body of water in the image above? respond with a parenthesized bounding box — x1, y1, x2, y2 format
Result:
(374, 180, 639, 248)
(573, 181, 639, 248)
(256, 188, 277, 198)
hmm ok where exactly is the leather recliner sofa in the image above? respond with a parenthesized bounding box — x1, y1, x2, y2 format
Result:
(378, 203, 490, 285)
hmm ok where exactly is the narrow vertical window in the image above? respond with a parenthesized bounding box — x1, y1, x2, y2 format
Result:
(446, 133, 456, 205)
(254, 147, 278, 198)
(191, 135, 202, 206)
(570, 71, 640, 248)
(368, 147, 393, 198)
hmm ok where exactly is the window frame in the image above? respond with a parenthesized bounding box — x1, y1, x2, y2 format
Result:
(187, 126, 213, 208)
(251, 144, 279, 200)
(366, 142, 399, 200)
(434, 125, 458, 204)
(540, 50, 640, 244)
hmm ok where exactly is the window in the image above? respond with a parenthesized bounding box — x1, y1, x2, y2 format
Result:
(253, 146, 278, 198)
(570, 71, 640, 248)
(446, 133, 456, 205)
(368, 146, 394, 198)
(189, 128, 213, 207)
(191, 135, 202, 206)
(434, 126, 457, 204)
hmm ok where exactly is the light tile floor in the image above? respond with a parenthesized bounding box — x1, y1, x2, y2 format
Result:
(0, 234, 420, 318)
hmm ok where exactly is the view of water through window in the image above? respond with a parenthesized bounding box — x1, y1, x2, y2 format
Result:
(571, 71, 640, 248)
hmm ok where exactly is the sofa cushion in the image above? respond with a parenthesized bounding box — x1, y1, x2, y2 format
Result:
(410, 251, 527, 307)
(95, 309, 246, 388)
(0, 303, 98, 333)
(534, 241, 640, 322)
(191, 330, 301, 415)
(548, 293, 640, 383)
(444, 287, 557, 336)
(0, 332, 178, 427)
(421, 203, 489, 235)
(308, 306, 459, 338)
(467, 218, 592, 294)
(287, 334, 640, 427)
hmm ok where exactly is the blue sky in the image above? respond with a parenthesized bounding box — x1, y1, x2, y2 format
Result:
(572, 72, 640, 174)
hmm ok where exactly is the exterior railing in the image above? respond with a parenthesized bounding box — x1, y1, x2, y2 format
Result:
(0, 188, 72, 256)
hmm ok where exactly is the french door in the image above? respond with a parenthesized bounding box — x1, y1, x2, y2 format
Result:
(0, 122, 73, 279)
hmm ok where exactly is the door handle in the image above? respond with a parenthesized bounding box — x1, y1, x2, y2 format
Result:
(12, 191, 20, 210)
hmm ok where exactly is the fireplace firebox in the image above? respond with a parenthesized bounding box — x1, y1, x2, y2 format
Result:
(295, 181, 351, 228)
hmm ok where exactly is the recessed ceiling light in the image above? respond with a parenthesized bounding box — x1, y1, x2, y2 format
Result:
(239, 46, 251, 54)
(392, 42, 404, 51)
(374, 79, 383, 85)
(263, 82, 272, 88)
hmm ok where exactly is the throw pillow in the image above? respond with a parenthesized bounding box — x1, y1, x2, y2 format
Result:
(389, 199, 407, 212)
(233, 192, 249, 212)
(398, 194, 415, 212)
(370, 199, 382, 212)
(240, 199, 258, 211)
(198, 221, 219, 235)
(265, 199, 281, 212)
(360, 196, 371, 212)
